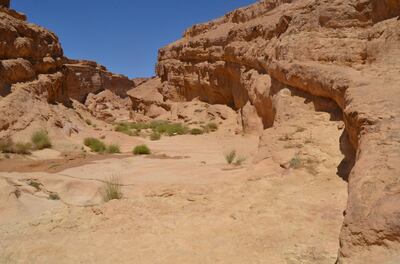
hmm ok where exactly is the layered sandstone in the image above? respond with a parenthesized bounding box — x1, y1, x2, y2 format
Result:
(156, 0, 400, 263)
(65, 59, 137, 103)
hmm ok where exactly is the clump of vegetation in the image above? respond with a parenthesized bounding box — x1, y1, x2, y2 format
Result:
(289, 153, 302, 169)
(28, 180, 41, 190)
(225, 150, 247, 166)
(14, 142, 32, 154)
(225, 150, 237, 164)
(102, 176, 123, 202)
(151, 121, 189, 136)
(133, 144, 151, 155)
(106, 144, 121, 154)
(31, 130, 52, 150)
(85, 119, 92, 126)
(84, 137, 106, 153)
(49, 193, 60, 200)
(190, 128, 204, 135)
(234, 156, 247, 166)
(0, 138, 32, 155)
(115, 121, 190, 138)
(203, 122, 218, 133)
(150, 132, 161, 141)
(0, 138, 14, 153)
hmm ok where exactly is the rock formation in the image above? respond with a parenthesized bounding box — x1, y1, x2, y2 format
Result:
(155, 0, 400, 263)
(0, 2, 143, 140)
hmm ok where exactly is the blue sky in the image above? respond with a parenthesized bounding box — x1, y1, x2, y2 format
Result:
(12, 0, 256, 78)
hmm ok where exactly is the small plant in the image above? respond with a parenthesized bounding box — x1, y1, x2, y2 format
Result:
(150, 132, 161, 141)
(28, 180, 41, 190)
(31, 130, 52, 150)
(102, 176, 123, 202)
(202, 122, 219, 133)
(225, 150, 237, 164)
(296, 127, 306, 133)
(289, 153, 302, 169)
(190, 128, 204, 135)
(14, 142, 32, 154)
(0, 138, 32, 154)
(133, 144, 151, 155)
(84, 137, 106, 153)
(106, 144, 121, 154)
(85, 119, 92, 126)
(234, 156, 247, 166)
(49, 193, 60, 200)
(0, 138, 14, 153)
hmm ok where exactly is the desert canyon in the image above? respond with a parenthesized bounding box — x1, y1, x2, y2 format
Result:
(0, 0, 399, 263)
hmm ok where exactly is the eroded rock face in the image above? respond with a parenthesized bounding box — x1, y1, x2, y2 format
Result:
(156, 0, 400, 262)
(65, 60, 136, 103)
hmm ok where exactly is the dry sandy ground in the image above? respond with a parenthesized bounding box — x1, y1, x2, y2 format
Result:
(0, 94, 347, 264)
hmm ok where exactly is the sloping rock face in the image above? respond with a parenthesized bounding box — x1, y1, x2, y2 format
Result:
(65, 59, 136, 103)
(0, 3, 141, 138)
(156, 0, 400, 263)
(0, 3, 73, 139)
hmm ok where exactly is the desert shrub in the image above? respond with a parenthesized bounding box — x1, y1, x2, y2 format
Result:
(133, 144, 151, 155)
(190, 128, 204, 135)
(106, 144, 121, 154)
(85, 119, 92, 126)
(289, 154, 302, 169)
(84, 137, 106, 153)
(13, 142, 32, 154)
(150, 132, 161, 141)
(0, 138, 15, 153)
(234, 156, 247, 166)
(31, 130, 52, 150)
(0, 139, 32, 155)
(49, 193, 60, 200)
(102, 176, 123, 202)
(225, 150, 237, 164)
(153, 122, 188, 136)
(204, 122, 218, 133)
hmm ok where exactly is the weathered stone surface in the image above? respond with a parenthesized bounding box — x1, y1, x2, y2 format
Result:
(65, 60, 136, 103)
(0, 0, 10, 8)
(156, 0, 400, 262)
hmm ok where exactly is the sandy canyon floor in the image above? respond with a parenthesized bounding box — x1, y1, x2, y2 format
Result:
(0, 93, 348, 264)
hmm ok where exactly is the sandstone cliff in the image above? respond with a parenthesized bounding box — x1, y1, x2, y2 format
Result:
(155, 0, 400, 263)
(0, 3, 141, 140)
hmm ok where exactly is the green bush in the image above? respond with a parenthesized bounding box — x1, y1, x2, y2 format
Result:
(102, 176, 123, 202)
(106, 144, 121, 154)
(31, 130, 52, 150)
(190, 128, 204, 135)
(49, 193, 60, 200)
(150, 132, 161, 141)
(234, 156, 247, 166)
(0, 138, 32, 155)
(225, 150, 237, 164)
(289, 154, 302, 169)
(0, 138, 15, 153)
(14, 142, 32, 155)
(133, 144, 151, 155)
(84, 137, 106, 153)
(204, 122, 218, 133)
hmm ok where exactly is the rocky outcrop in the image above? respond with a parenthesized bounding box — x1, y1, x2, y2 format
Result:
(156, 0, 400, 262)
(0, 2, 74, 139)
(65, 59, 136, 103)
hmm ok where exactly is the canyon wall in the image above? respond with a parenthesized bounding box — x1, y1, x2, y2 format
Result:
(156, 0, 400, 263)
(0, 2, 140, 137)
